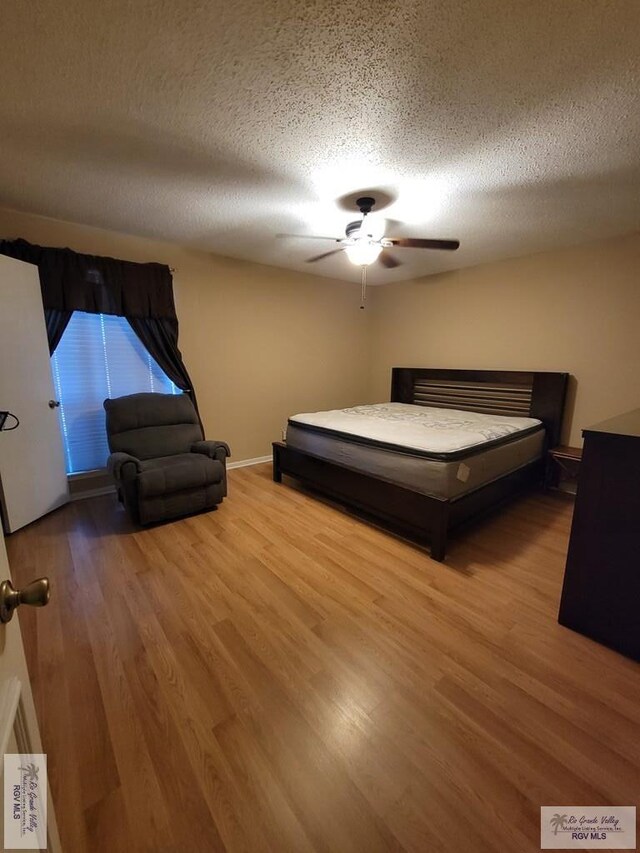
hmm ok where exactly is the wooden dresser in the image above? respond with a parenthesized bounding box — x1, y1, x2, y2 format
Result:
(558, 408, 640, 661)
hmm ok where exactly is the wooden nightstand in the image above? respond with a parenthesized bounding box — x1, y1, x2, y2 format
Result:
(545, 445, 582, 493)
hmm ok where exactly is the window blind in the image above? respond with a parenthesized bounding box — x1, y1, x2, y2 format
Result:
(51, 312, 177, 474)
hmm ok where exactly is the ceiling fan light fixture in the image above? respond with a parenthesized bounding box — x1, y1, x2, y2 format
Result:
(289, 194, 460, 269)
(345, 237, 383, 266)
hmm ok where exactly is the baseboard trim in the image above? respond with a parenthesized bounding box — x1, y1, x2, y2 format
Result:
(69, 455, 272, 501)
(227, 455, 272, 470)
(69, 484, 116, 502)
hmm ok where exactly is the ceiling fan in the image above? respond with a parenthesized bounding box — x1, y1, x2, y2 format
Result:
(286, 196, 460, 269)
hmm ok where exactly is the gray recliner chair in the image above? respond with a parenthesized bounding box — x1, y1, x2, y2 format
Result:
(104, 392, 230, 525)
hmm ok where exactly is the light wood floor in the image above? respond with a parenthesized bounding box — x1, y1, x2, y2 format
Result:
(7, 465, 640, 853)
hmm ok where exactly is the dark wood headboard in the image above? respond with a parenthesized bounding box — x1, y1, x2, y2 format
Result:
(390, 368, 568, 447)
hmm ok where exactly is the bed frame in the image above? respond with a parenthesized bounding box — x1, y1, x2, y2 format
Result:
(272, 368, 568, 561)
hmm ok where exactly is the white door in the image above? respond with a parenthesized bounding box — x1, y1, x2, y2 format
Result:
(0, 533, 62, 851)
(0, 255, 68, 533)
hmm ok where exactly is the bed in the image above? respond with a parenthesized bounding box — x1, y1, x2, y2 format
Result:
(272, 368, 568, 561)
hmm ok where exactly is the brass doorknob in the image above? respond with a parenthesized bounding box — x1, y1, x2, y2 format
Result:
(0, 577, 50, 623)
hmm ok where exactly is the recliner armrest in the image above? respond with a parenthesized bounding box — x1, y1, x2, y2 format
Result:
(191, 440, 231, 464)
(107, 451, 141, 482)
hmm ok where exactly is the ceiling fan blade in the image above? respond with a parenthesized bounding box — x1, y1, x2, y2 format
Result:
(306, 248, 345, 263)
(389, 238, 460, 251)
(379, 251, 401, 269)
(277, 233, 340, 242)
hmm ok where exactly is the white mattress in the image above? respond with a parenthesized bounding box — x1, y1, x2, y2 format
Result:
(286, 422, 544, 499)
(289, 402, 542, 459)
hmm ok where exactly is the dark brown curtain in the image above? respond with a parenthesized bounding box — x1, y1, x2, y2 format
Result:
(0, 238, 197, 403)
(127, 317, 198, 409)
(45, 309, 73, 355)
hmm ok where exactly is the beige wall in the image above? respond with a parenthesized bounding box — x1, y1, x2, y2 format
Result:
(0, 207, 370, 461)
(2, 205, 637, 457)
(369, 233, 640, 446)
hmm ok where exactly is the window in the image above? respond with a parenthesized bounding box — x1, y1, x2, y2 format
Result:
(51, 312, 178, 474)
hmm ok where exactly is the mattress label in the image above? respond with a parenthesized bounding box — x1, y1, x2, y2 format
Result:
(457, 462, 471, 482)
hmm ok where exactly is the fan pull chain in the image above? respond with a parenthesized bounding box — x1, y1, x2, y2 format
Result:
(360, 265, 367, 309)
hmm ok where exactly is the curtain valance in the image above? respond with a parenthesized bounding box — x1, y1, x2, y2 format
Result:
(0, 238, 176, 320)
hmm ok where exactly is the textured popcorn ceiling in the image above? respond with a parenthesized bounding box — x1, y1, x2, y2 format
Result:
(1, 1, 639, 284)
